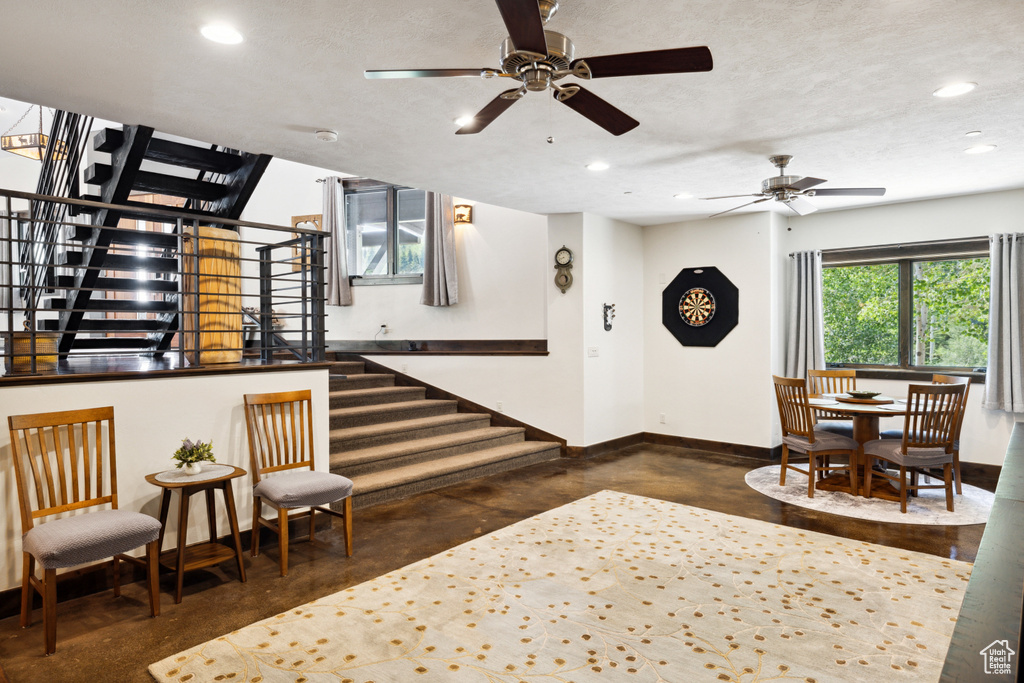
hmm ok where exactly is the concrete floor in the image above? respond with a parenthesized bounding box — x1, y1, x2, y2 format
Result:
(0, 445, 990, 682)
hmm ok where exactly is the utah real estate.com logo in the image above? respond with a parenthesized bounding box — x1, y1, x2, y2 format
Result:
(979, 639, 1015, 676)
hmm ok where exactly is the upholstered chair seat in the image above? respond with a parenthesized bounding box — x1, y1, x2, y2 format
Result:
(22, 510, 161, 569)
(253, 470, 354, 509)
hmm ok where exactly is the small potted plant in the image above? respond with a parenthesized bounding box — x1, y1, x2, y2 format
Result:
(173, 438, 216, 475)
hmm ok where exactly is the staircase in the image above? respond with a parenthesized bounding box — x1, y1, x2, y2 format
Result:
(48, 124, 271, 356)
(327, 359, 561, 508)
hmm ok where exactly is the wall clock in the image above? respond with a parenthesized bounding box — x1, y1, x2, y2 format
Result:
(554, 245, 573, 293)
(662, 266, 738, 347)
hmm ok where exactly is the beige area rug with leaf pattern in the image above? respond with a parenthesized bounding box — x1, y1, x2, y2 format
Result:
(149, 490, 971, 682)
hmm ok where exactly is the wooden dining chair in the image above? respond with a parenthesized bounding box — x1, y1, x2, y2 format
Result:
(773, 375, 860, 497)
(862, 383, 967, 513)
(243, 390, 353, 576)
(880, 374, 970, 494)
(7, 407, 161, 655)
(807, 368, 857, 438)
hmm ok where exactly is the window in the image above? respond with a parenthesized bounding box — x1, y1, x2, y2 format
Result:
(821, 239, 990, 372)
(343, 179, 425, 284)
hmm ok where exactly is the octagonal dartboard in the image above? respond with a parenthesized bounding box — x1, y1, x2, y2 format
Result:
(662, 266, 738, 347)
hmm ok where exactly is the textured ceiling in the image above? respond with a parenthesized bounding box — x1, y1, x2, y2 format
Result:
(0, 0, 1021, 226)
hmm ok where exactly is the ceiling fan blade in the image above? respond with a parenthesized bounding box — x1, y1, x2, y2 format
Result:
(365, 68, 492, 79)
(554, 86, 639, 136)
(494, 0, 548, 57)
(709, 197, 771, 218)
(786, 196, 818, 216)
(700, 194, 764, 200)
(790, 176, 827, 191)
(812, 187, 887, 196)
(455, 90, 522, 135)
(571, 46, 712, 79)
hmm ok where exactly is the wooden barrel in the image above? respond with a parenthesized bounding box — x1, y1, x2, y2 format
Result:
(182, 226, 242, 364)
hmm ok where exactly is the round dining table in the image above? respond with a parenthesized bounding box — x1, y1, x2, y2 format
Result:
(810, 394, 907, 500)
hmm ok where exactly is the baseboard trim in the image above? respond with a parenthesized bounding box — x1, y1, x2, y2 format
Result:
(643, 432, 782, 461)
(565, 433, 646, 459)
(327, 339, 548, 356)
(346, 355, 568, 456)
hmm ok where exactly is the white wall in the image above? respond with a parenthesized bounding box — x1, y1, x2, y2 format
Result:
(0, 369, 329, 592)
(781, 189, 1024, 465)
(643, 212, 779, 449)
(581, 214, 644, 445)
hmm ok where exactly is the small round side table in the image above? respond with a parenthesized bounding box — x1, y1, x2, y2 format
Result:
(145, 464, 248, 603)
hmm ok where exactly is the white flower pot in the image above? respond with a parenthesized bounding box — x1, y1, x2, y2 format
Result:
(183, 462, 203, 476)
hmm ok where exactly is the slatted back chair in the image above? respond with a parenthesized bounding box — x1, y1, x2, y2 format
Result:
(8, 407, 160, 654)
(863, 383, 967, 513)
(773, 375, 859, 497)
(807, 368, 857, 435)
(243, 390, 353, 576)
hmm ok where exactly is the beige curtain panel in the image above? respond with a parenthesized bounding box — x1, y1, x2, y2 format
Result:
(323, 177, 352, 306)
(421, 193, 458, 307)
(983, 233, 1024, 412)
(785, 250, 825, 380)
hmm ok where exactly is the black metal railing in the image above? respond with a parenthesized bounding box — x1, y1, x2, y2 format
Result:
(21, 111, 94, 315)
(1, 188, 328, 376)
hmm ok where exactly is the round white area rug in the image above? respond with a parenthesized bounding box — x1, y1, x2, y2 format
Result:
(745, 464, 992, 525)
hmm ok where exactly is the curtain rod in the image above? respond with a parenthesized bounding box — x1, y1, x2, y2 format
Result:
(788, 235, 990, 258)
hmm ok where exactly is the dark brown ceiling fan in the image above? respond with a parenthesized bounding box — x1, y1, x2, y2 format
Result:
(364, 0, 713, 136)
(700, 155, 887, 217)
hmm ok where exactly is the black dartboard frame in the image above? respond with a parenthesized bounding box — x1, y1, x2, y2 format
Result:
(662, 266, 738, 347)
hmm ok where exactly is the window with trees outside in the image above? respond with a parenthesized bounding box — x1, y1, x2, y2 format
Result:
(821, 239, 990, 372)
(343, 179, 425, 284)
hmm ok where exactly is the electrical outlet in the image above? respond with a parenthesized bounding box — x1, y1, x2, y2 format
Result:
(659, 413, 666, 424)
(587, 347, 599, 357)
(496, 401, 504, 412)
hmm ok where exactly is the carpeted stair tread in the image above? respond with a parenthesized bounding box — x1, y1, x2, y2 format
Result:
(329, 361, 365, 375)
(329, 399, 457, 429)
(350, 441, 561, 497)
(330, 413, 493, 451)
(330, 426, 526, 474)
(329, 373, 395, 390)
(328, 385, 426, 409)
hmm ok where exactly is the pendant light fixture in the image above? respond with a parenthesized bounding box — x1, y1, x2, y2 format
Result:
(1, 105, 67, 161)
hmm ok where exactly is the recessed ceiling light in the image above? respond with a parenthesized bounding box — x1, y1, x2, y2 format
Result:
(454, 115, 474, 127)
(965, 144, 997, 154)
(201, 23, 243, 45)
(932, 82, 976, 98)
(673, 193, 693, 199)
(586, 161, 609, 171)
(965, 130, 982, 137)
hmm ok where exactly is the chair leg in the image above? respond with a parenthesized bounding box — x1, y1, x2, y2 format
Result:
(779, 445, 789, 486)
(807, 454, 816, 498)
(864, 460, 873, 499)
(343, 497, 353, 558)
(42, 567, 57, 655)
(251, 497, 262, 558)
(146, 540, 160, 617)
(944, 463, 955, 512)
(899, 466, 908, 513)
(848, 453, 858, 497)
(308, 507, 316, 542)
(278, 508, 289, 577)
(112, 555, 121, 598)
(953, 450, 963, 495)
(21, 554, 34, 628)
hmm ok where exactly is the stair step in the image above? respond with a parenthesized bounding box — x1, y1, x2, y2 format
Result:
(145, 138, 245, 174)
(329, 399, 457, 429)
(328, 386, 425, 409)
(93, 127, 124, 153)
(85, 164, 229, 202)
(69, 224, 179, 249)
(344, 442, 561, 509)
(331, 426, 526, 477)
(42, 318, 164, 333)
(330, 413, 490, 451)
(62, 251, 178, 273)
(48, 297, 176, 313)
(329, 361, 365, 375)
(70, 337, 160, 350)
(329, 373, 395, 390)
(57, 276, 178, 293)
(69, 201, 221, 224)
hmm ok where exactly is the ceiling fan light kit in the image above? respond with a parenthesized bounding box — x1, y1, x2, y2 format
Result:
(364, 0, 712, 136)
(701, 155, 886, 218)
